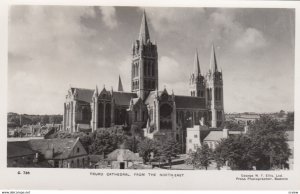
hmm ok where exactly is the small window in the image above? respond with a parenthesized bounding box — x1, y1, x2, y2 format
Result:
(189, 139, 192, 143)
(77, 147, 80, 153)
(194, 134, 198, 138)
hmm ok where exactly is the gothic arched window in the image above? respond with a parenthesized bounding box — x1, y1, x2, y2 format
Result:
(185, 111, 192, 128)
(105, 103, 111, 127)
(98, 103, 104, 128)
(152, 62, 155, 76)
(160, 104, 172, 118)
(82, 107, 91, 123)
(148, 61, 151, 76)
(115, 109, 119, 125)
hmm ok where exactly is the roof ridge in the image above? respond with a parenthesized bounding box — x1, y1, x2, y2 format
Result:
(113, 91, 136, 94)
(175, 95, 203, 98)
(71, 87, 94, 91)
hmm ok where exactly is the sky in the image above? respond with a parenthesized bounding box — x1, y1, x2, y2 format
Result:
(8, 6, 295, 114)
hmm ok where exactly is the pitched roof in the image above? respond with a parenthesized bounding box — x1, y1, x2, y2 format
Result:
(203, 131, 224, 141)
(72, 88, 94, 103)
(28, 138, 79, 160)
(174, 95, 206, 109)
(106, 149, 142, 161)
(113, 91, 137, 106)
(7, 141, 37, 158)
(200, 129, 211, 142)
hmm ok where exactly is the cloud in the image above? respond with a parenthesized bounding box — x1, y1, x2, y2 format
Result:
(118, 57, 131, 91)
(234, 28, 267, 51)
(99, 7, 118, 29)
(7, 7, 294, 114)
(141, 7, 204, 36)
(9, 6, 97, 58)
(209, 9, 267, 52)
(158, 56, 189, 94)
(159, 56, 186, 82)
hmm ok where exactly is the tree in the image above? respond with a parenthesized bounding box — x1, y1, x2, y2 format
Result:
(214, 116, 291, 170)
(49, 115, 63, 124)
(88, 128, 125, 155)
(137, 138, 157, 164)
(157, 136, 180, 169)
(224, 120, 244, 131)
(186, 143, 213, 170)
(124, 135, 141, 153)
(285, 112, 294, 131)
(248, 116, 291, 170)
(41, 115, 50, 124)
(214, 135, 254, 170)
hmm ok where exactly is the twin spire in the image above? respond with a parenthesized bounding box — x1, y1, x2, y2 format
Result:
(139, 10, 150, 44)
(193, 50, 201, 76)
(139, 10, 219, 75)
(193, 44, 219, 77)
(209, 44, 218, 73)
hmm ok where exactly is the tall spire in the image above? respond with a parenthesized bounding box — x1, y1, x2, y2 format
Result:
(139, 10, 150, 44)
(193, 49, 201, 76)
(118, 75, 124, 92)
(210, 44, 218, 73)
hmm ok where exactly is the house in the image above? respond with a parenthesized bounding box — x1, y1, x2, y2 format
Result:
(105, 149, 143, 169)
(186, 123, 246, 152)
(28, 138, 88, 168)
(203, 129, 230, 150)
(186, 124, 208, 153)
(7, 137, 88, 168)
(7, 141, 38, 167)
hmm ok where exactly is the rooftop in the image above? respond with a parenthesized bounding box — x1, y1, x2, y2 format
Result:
(7, 141, 37, 158)
(106, 149, 142, 161)
(28, 138, 80, 160)
(113, 91, 137, 106)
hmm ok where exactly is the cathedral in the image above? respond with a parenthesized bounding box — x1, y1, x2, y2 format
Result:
(63, 11, 225, 152)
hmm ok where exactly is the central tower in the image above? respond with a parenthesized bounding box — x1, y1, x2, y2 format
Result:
(131, 10, 158, 100)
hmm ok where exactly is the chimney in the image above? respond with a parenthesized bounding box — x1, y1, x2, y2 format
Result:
(222, 128, 228, 139)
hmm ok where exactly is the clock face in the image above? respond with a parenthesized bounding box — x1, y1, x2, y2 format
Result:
(160, 104, 172, 118)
